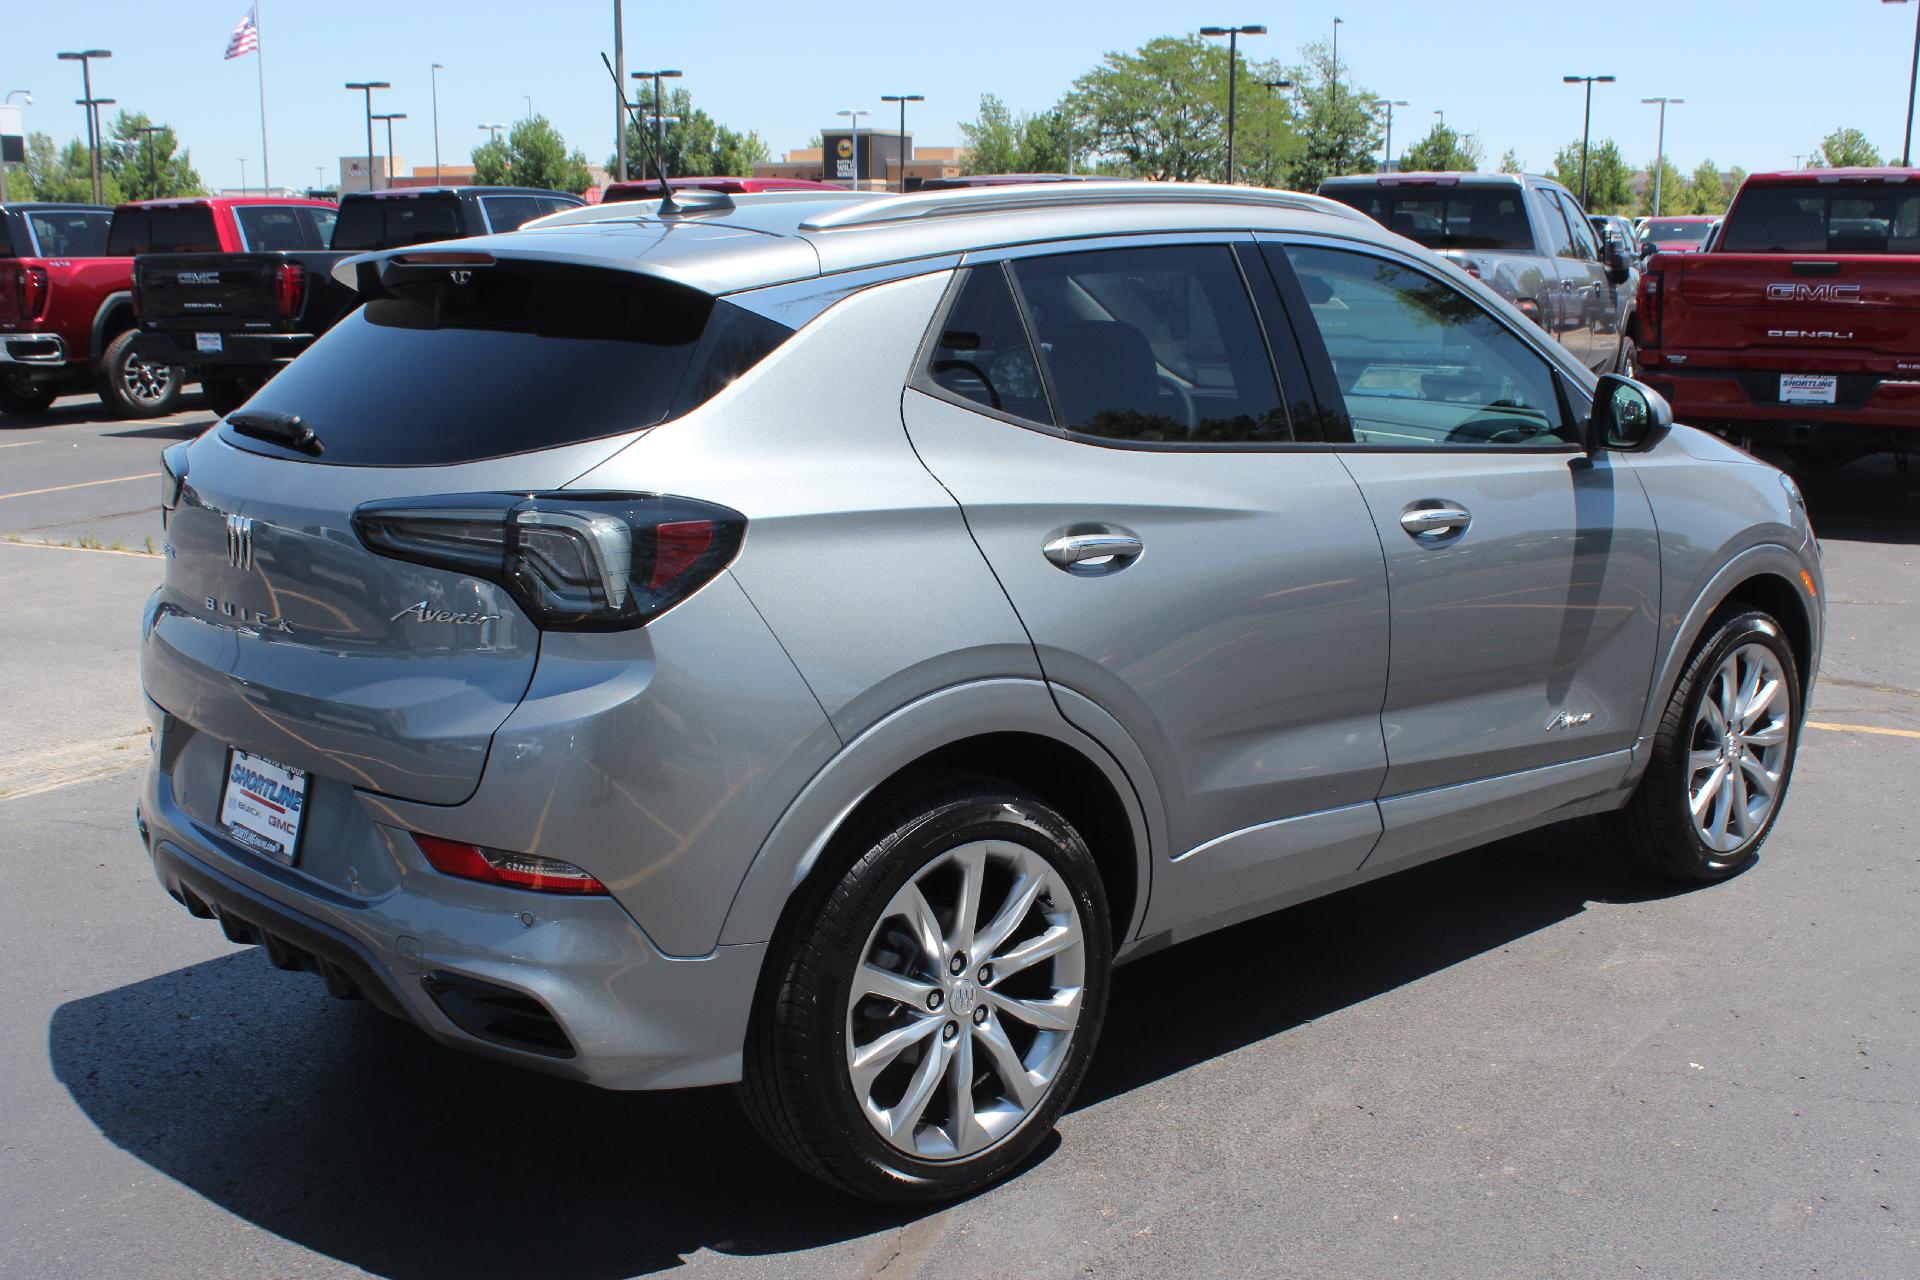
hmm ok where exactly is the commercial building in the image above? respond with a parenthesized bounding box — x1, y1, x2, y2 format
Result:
(753, 131, 970, 190)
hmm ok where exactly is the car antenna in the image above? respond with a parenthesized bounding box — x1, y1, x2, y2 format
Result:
(600, 51, 680, 216)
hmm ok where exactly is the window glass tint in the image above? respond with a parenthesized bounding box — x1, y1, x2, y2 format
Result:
(1643, 218, 1714, 244)
(1534, 190, 1575, 258)
(309, 207, 339, 246)
(106, 204, 221, 254)
(25, 210, 112, 257)
(1557, 193, 1600, 261)
(226, 263, 793, 466)
(236, 205, 323, 251)
(329, 196, 462, 249)
(1722, 185, 1920, 253)
(1321, 185, 1536, 251)
(481, 195, 549, 233)
(1010, 244, 1289, 444)
(1284, 245, 1572, 448)
(922, 264, 1051, 425)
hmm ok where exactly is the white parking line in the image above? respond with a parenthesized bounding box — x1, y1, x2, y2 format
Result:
(0, 440, 44, 449)
(0, 472, 158, 501)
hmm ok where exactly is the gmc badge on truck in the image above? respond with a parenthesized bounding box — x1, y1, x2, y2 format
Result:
(1765, 283, 1861, 302)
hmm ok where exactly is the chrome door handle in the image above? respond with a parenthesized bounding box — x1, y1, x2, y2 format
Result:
(1400, 506, 1472, 538)
(1043, 531, 1144, 571)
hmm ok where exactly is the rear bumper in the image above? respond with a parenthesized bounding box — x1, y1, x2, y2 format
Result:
(133, 328, 313, 376)
(135, 702, 768, 1091)
(0, 332, 68, 366)
(1642, 363, 1920, 438)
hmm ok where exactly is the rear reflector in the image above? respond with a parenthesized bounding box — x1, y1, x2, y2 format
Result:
(414, 834, 609, 895)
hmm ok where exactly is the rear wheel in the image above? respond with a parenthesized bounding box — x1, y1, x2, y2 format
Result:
(1615, 334, 1639, 378)
(740, 781, 1111, 1202)
(99, 330, 181, 418)
(0, 378, 56, 417)
(1604, 609, 1801, 881)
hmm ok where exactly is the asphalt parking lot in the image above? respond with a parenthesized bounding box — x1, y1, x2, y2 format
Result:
(0, 396, 1914, 1279)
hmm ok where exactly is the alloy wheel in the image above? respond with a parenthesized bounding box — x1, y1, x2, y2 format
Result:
(844, 839, 1086, 1161)
(122, 353, 175, 407)
(1687, 642, 1791, 853)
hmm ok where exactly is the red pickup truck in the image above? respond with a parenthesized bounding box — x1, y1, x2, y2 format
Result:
(1637, 168, 1920, 466)
(0, 195, 334, 419)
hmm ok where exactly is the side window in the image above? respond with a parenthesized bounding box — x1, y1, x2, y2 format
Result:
(1557, 192, 1600, 261)
(919, 264, 1052, 426)
(307, 207, 339, 247)
(1009, 244, 1290, 444)
(235, 206, 313, 252)
(1282, 244, 1574, 449)
(481, 196, 546, 233)
(1533, 188, 1575, 259)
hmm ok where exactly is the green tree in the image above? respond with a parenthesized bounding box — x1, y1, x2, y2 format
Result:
(1807, 126, 1882, 168)
(100, 111, 204, 200)
(1551, 137, 1631, 212)
(19, 133, 118, 203)
(1399, 123, 1482, 173)
(1683, 159, 1727, 215)
(958, 96, 1083, 175)
(1498, 148, 1525, 175)
(1639, 155, 1691, 217)
(1234, 82, 1301, 189)
(473, 115, 592, 192)
(1281, 38, 1381, 189)
(614, 87, 769, 178)
(1064, 36, 1232, 182)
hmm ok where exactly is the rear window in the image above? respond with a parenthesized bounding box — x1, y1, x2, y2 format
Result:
(1321, 184, 1536, 251)
(235, 205, 334, 251)
(1720, 184, 1920, 254)
(224, 262, 794, 466)
(25, 210, 112, 257)
(1644, 219, 1713, 244)
(106, 204, 221, 254)
(330, 196, 463, 250)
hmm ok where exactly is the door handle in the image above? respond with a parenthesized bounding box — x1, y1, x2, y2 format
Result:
(1043, 531, 1144, 573)
(1400, 506, 1472, 538)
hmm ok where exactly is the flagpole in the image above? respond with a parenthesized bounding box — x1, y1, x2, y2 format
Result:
(253, 3, 270, 191)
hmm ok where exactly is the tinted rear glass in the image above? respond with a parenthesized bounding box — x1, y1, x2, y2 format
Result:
(107, 204, 221, 254)
(26, 210, 112, 257)
(1322, 185, 1535, 250)
(330, 196, 463, 249)
(1721, 184, 1920, 253)
(224, 262, 794, 466)
(236, 205, 330, 251)
(479, 195, 549, 232)
(1644, 219, 1713, 243)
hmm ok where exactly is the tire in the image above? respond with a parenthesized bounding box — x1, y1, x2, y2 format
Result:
(740, 780, 1112, 1203)
(1604, 609, 1801, 882)
(1615, 333, 1638, 378)
(98, 330, 182, 418)
(200, 376, 256, 419)
(0, 378, 56, 417)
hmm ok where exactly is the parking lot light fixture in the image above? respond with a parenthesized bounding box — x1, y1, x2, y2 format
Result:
(1200, 26, 1266, 185)
(1377, 100, 1408, 170)
(57, 50, 112, 203)
(1887, 0, 1920, 166)
(631, 70, 682, 166)
(344, 81, 390, 191)
(836, 108, 867, 190)
(135, 124, 164, 195)
(478, 122, 505, 143)
(374, 113, 407, 189)
(1641, 97, 1684, 215)
(880, 94, 924, 192)
(1563, 74, 1616, 207)
(430, 63, 444, 179)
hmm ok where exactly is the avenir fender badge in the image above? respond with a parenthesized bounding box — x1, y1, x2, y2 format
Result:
(390, 600, 501, 626)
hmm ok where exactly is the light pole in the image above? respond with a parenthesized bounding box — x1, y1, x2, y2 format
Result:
(1887, 0, 1920, 165)
(430, 63, 444, 180)
(1378, 100, 1407, 170)
(56, 51, 111, 203)
(374, 113, 407, 188)
(2, 91, 28, 202)
(631, 70, 682, 169)
(1434, 108, 1445, 130)
(1200, 25, 1266, 185)
(238, 157, 247, 195)
(1641, 97, 1683, 216)
(479, 122, 504, 143)
(344, 81, 390, 191)
(135, 123, 163, 197)
(837, 108, 867, 190)
(1329, 17, 1345, 175)
(523, 95, 533, 120)
(880, 94, 924, 192)
(1563, 74, 1616, 207)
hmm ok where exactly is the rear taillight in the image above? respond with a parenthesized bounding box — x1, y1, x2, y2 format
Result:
(1640, 268, 1663, 349)
(274, 261, 307, 319)
(158, 441, 189, 526)
(352, 492, 745, 631)
(414, 834, 608, 895)
(4, 264, 49, 322)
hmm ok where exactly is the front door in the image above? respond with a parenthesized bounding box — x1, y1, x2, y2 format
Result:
(900, 241, 1392, 932)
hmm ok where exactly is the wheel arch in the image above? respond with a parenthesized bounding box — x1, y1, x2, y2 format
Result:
(90, 292, 135, 365)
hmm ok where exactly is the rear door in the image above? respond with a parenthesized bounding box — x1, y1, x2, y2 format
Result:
(901, 238, 1392, 932)
(1266, 237, 1660, 867)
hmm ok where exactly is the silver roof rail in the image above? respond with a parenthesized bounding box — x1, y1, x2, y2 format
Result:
(798, 181, 1371, 232)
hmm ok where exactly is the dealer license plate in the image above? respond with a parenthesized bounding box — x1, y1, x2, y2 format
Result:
(196, 332, 223, 354)
(1780, 374, 1836, 405)
(219, 749, 309, 865)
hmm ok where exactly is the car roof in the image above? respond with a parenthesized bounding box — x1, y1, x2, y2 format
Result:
(1320, 171, 1552, 188)
(117, 195, 337, 210)
(1, 201, 112, 214)
(341, 186, 585, 202)
(1744, 166, 1920, 184)
(341, 181, 1382, 296)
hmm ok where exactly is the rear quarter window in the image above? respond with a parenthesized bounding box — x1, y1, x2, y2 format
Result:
(25, 210, 112, 257)
(330, 197, 463, 250)
(1322, 184, 1537, 251)
(236, 205, 328, 251)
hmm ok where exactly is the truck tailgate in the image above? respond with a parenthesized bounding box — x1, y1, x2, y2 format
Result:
(1657, 253, 1920, 359)
(137, 253, 303, 329)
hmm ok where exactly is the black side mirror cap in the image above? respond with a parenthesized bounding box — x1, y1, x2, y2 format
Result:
(1585, 373, 1673, 453)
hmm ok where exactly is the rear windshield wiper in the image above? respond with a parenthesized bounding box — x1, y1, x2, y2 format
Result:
(227, 410, 325, 457)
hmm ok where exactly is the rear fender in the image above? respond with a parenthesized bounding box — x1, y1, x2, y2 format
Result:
(89, 291, 132, 364)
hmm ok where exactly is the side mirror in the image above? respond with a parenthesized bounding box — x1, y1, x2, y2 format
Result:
(1585, 373, 1673, 453)
(1605, 243, 1631, 285)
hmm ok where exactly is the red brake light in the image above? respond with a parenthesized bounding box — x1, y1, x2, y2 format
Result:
(391, 251, 497, 266)
(4, 264, 50, 323)
(650, 519, 715, 590)
(274, 260, 307, 319)
(414, 834, 608, 895)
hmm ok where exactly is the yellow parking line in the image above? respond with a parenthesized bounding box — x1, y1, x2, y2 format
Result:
(0, 472, 157, 501)
(0, 441, 43, 449)
(1807, 720, 1920, 741)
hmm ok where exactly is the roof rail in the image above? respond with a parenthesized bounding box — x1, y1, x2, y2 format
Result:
(798, 180, 1371, 232)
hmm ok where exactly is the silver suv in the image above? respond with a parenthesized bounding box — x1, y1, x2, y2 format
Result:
(138, 182, 1822, 1202)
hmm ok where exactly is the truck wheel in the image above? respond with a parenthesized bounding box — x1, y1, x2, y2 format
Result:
(99, 331, 182, 418)
(0, 378, 57, 417)
(1602, 609, 1801, 883)
(740, 780, 1111, 1202)
(1616, 335, 1638, 378)
(200, 377, 257, 419)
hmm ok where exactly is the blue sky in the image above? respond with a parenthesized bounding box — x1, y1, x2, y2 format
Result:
(3, 0, 1913, 191)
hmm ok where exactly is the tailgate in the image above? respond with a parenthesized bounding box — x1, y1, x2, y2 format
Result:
(1660, 254, 1920, 356)
(137, 253, 295, 329)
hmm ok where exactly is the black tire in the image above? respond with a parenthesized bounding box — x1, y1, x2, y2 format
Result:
(1615, 333, 1638, 378)
(1603, 609, 1802, 882)
(200, 376, 256, 419)
(0, 378, 56, 417)
(98, 330, 182, 418)
(739, 780, 1112, 1203)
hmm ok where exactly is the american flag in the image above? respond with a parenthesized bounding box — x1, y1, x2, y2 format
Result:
(225, 7, 259, 60)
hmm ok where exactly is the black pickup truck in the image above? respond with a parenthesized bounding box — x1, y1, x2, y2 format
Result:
(132, 186, 585, 416)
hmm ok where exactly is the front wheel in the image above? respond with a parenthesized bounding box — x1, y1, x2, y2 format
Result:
(99, 330, 181, 418)
(1604, 609, 1801, 881)
(740, 782, 1111, 1202)
(1615, 333, 1639, 378)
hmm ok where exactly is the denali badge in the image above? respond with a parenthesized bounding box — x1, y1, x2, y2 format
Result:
(1548, 710, 1594, 731)
(1767, 329, 1854, 340)
(390, 600, 500, 626)
(1765, 282, 1860, 303)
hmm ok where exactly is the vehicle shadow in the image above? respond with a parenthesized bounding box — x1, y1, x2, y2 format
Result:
(1779, 452, 1920, 546)
(0, 395, 214, 431)
(48, 821, 1684, 1279)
